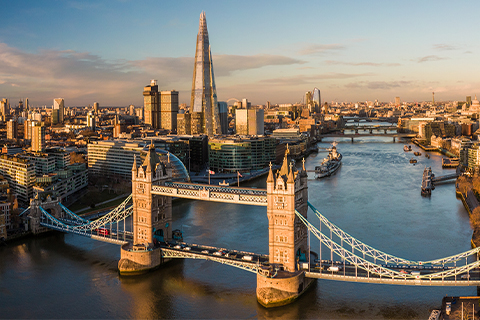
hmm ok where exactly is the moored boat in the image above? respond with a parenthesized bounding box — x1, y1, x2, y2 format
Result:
(410, 158, 417, 164)
(404, 145, 412, 152)
(315, 143, 342, 179)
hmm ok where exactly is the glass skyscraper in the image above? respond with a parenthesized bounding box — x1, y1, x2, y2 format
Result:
(190, 12, 221, 136)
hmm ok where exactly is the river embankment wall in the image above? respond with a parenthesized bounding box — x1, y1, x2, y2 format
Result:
(456, 176, 480, 247)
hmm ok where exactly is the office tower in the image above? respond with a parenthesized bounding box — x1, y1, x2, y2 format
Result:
(218, 101, 228, 134)
(129, 104, 135, 116)
(87, 111, 96, 130)
(160, 90, 179, 131)
(24, 119, 33, 140)
(31, 122, 46, 152)
(1, 99, 9, 119)
(432, 92, 435, 105)
(305, 91, 313, 110)
(312, 88, 321, 113)
(235, 108, 264, 135)
(177, 113, 191, 135)
(7, 119, 18, 140)
(395, 97, 401, 107)
(18, 100, 23, 114)
(25, 98, 29, 111)
(53, 98, 64, 124)
(467, 96, 472, 108)
(93, 102, 99, 114)
(241, 98, 251, 109)
(144, 80, 160, 129)
(190, 12, 221, 136)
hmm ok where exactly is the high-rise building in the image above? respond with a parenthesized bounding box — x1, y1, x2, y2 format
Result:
(1, 99, 9, 119)
(53, 98, 64, 124)
(312, 88, 321, 113)
(129, 104, 135, 116)
(235, 108, 264, 135)
(160, 90, 178, 132)
(93, 102, 99, 114)
(395, 97, 401, 107)
(6, 119, 18, 140)
(143, 80, 160, 129)
(18, 100, 23, 114)
(218, 101, 228, 134)
(31, 122, 46, 152)
(25, 98, 29, 112)
(177, 113, 191, 135)
(24, 119, 33, 140)
(190, 12, 221, 136)
(87, 111, 95, 130)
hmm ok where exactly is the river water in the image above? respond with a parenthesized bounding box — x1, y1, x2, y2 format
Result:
(0, 133, 475, 319)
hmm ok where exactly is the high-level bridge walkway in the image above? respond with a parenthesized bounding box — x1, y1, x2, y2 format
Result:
(32, 182, 480, 287)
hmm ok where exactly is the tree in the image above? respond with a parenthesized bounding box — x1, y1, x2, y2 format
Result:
(70, 152, 86, 164)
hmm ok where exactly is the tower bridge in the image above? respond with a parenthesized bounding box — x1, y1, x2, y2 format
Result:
(26, 143, 480, 308)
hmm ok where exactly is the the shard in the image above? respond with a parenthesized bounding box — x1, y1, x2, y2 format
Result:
(190, 11, 221, 136)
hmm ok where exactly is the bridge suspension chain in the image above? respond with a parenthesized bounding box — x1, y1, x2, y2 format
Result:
(297, 210, 480, 280)
(307, 201, 480, 266)
(40, 195, 133, 232)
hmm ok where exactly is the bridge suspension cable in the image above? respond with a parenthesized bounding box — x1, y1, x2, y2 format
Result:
(39, 195, 133, 233)
(307, 201, 480, 266)
(297, 210, 480, 281)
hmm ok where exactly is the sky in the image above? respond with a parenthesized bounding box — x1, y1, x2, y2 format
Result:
(1, 0, 480, 107)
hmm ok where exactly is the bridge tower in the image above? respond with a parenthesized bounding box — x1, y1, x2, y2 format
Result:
(28, 195, 63, 234)
(257, 148, 313, 307)
(118, 143, 173, 275)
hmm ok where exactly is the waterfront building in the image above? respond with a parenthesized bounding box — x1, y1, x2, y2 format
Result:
(424, 121, 456, 143)
(33, 163, 88, 202)
(467, 144, 480, 170)
(160, 90, 178, 132)
(208, 136, 276, 173)
(31, 122, 46, 152)
(52, 98, 64, 124)
(271, 128, 302, 140)
(235, 108, 264, 135)
(6, 119, 18, 140)
(190, 12, 221, 136)
(87, 140, 189, 181)
(0, 154, 36, 204)
(143, 80, 160, 129)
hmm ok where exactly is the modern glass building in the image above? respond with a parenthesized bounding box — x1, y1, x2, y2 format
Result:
(190, 12, 221, 136)
(88, 140, 190, 182)
(208, 136, 276, 173)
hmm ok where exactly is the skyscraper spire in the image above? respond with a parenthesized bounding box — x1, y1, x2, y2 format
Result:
(190, 11, 221, 136)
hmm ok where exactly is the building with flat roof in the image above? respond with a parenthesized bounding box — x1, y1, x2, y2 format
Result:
(235, 108, 264, 135)
(0, 154, 36, 204)
(208, 136, 276, 173)
(87, 140, 190, 181)
(144, 80, 160, 129)
(160, 90, 178, 132)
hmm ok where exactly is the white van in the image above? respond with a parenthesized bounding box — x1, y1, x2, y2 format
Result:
(327, 266, 341, 272)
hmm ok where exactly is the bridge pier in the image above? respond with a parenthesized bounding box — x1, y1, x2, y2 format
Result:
(393, 137, 396, 142)
(256, 269, 315, 308)
(118, 243, 166, 275)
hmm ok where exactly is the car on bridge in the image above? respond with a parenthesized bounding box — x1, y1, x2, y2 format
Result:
(213, 250, 227, 256)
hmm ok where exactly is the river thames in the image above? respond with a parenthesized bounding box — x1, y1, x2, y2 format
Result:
(0, 135, 475, 319)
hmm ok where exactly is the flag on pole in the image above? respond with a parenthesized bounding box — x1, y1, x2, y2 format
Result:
(209, 170, 215, 175)
(238, 171, 242, 177)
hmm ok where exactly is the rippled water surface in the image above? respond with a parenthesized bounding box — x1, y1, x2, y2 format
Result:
(0, 134, 474, 319)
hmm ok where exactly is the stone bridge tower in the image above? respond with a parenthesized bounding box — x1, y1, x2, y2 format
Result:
(266, 148, 308, 271)
(118, 143, 173, 275)
(257, 148, 312, 307)
(28, 195, 63, 234)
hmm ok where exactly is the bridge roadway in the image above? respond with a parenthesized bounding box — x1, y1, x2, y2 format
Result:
(151, 182, 267, 206)
(318, 133, 417, 140)
(158, 244, 479, 286)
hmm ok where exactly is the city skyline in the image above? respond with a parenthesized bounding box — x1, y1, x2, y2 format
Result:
(2, 1, 480, 107)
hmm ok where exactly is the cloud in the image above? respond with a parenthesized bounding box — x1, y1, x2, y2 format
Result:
(298, 44, 346, 55)
(417, 55, 447, 63)
(259, 72, 374, 86)
(325, 60, 401, 67)
(432, 44, 458, 51)
(0, 43, 306, 106)
(345, 81, 413, 90)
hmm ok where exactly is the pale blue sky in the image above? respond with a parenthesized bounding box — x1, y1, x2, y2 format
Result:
(1, 0, 479, 107)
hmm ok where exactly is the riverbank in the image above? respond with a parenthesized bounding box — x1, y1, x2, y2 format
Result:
(456, 175, 480, 247)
